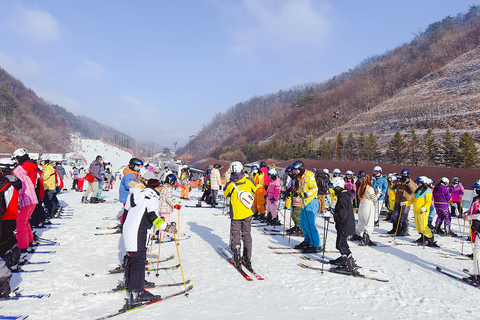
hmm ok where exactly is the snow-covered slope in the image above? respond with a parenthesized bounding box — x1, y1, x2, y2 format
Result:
(4, 180, 478, 319)
(69, 138, 134, 172)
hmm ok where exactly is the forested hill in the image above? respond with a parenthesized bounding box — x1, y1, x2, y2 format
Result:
(0, 67, 136, 153)
(181, 6, 480, 167)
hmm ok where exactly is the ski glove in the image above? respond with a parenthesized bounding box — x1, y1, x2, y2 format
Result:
(174, 204, 181, 210)
(270, 198, 275, 204)
(165, 224, 177, 234)
(471, 219, 480, 234)
(400, 202, 406, 207)
(420, 207, 427, 213)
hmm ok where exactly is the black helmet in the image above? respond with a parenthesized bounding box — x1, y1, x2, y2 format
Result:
(291, 160, 305, 176)
(213, 163, 221, 169)
(129, 158, 143, 170)
(165, 174, 177, 185)
(259, 161, 267, 168)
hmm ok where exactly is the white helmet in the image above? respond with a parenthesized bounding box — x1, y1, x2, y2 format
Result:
(323, 169, 329, 174)
(333, 168, 341, 175)
(230, 161, 243, 173)
(388, 173, 397, 181)
(330, 177, 345, 189)
(373, 166, 382, 172)
(346, 170, 354, 176)
(268, 168, 277, 177)
(40, 154, 50, 161)
(0, 157, 15, 170)
(440, 177, 449, 185)
(13, 148, 28, 159)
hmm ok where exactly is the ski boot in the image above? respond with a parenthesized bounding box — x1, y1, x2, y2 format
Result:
(266, 213, 272, 225)
(360, 232, 377, 246)
(445, 225, 457, 237)
(128, 290, 161, 306)
(302, 244, 321, 253)
(427, 221, 434, 231)
(413, 235, 424, 244)
(270, 217, 281, 226)
(294, 241, 309, 249)
(0, 275, 11, 299)
(233, 245, 242, 269)
(424, 235, 439, 247)
(350, 234, 362, 241)
(462, 274, 480, 286)
(434, 224, 445, 235)
(81, 196, 89, 204)
(331, 254, 359, 275)
(241, 256, 253, 272)
(329, 255, 344, 265)
(195, 201, 202, 207)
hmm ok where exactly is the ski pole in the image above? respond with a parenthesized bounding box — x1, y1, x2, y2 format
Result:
(321, 212, 330, 274)
(155, 230, 163, 277)
(462, 217, 466, 255)
(147, 233, 155, 276)
(394, 205, 403, 241)
(172, 223, 189, 297)
(177, 201, 181, 245)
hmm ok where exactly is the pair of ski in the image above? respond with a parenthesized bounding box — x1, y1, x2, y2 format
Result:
(95, 285, 193, 319)
(1, 287, 50, 301)
(85, 255, 176, 277)
(436, 267, 479, 289)
(83, 279, 192, 296)
(217, 246, 263, 281)
(299, 256, 388, 282)
(269, 245, 339, 255)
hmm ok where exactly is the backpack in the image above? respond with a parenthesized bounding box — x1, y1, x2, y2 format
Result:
(0, 174, 21, 221)
(54, 168, 64, 188)
(316, 172, 329, 193)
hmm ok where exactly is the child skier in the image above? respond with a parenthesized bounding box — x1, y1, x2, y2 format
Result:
(329, 177, 359, 274)
(223, 161, 258, 270)
(157, 174, 180, 239)
(266, 168, 281, 226)
(122, 178, 177, 304)
(463, 179, 480, 285)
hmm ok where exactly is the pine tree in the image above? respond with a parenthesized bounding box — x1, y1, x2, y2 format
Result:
(318, 137, 332, 160)
(406, 129, 422, 166)
(358, 132, 366, 161)
(423, 129, 438, 166)
(343, 132, 357, 161)
(362, 132, 382, 162)
(336, 132, 344, 160)
(386, 131, 405, 165)
(458, 132, 478, 168)
(442, 129, 459, 167)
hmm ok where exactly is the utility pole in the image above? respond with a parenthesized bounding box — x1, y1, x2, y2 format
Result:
(173, 142, 178, 161)
(333, 110, 340, 161)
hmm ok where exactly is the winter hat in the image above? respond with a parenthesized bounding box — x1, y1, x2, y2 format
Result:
(142, 171, 156, 181)
(147, 179, 161, 188)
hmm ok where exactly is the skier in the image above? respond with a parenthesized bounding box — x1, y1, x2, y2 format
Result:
(329, 177, 358, 274)
(344, 170, 356, 203)
(266, 168, 281, 226)
(449, 177, 464, 218)
(251, 165, 266, 221)
(71, 167, 79, 190)
(40, 156, 59, 218)
(12, 159, 38, 253)
(118, 158, 143, 206)
(388, 169, 416, 236)
(179, 168, 190, 200)
(354, 170, 366, 208)
(354, 174, 379, 246)
(223, 161, 258, 270)
(463, 179, 480, 285)
(259, 161, 270, 193)
(315, 168, 330, 214)
(291, 160, 320, 253)
(372, 166, 388, 227)
(403, 176, 437, 246)
(77, 167, 86, 192)
(82, 155, 104, 204)
(12, 149, 45, 227)
(433, 177, 456, 236)
(198, 169, 211, 206)
(210, 164, 222, 208)
(157, 174, 180, 239)
(122, 178, 177, 303)
(286, 170, 303, 237)
(158, 166, 171, 183)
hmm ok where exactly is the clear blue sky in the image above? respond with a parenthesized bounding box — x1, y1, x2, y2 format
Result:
(0, 0, 476, 147)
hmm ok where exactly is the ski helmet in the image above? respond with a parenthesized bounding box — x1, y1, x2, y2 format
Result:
(453, 177, 459, 183)
(323, 169, 329, 174)
(213, 163, 221, 169)
(312, 168, 317, 174)
(415, 176, 428, 185)
(251, 165, 258, 170)
(440, 177, 449, 185)
(291, 160, 305, 176)
(12, 148, 28, 159)
(230, 161, 243, 173)
(259, 161, 267, 168)
(129, 158, 143, 170)
(346, 170, 354, 177)
(206, 169, 211, 175)
(333, 168, 341, 177)
(388, 173, 397, 182)
(373, 166, 382, 173)
(285, 166, 291, 173)
(358, 170, 365, 177)
(330, 177, 345, 189)
(164, 174, 177, 185)
(0, 158, 15, 172)
(472, 180, 480, 189)
(400, 169, 410, 177)
(268, 168, 277, 177)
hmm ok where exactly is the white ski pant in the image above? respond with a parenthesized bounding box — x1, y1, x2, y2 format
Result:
(374, 200, 382, 223)
(356, 201, 375, 236)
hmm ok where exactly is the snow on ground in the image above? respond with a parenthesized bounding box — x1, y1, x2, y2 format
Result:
(3, 180, 478, 320)
(70, 139, 133, 172)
